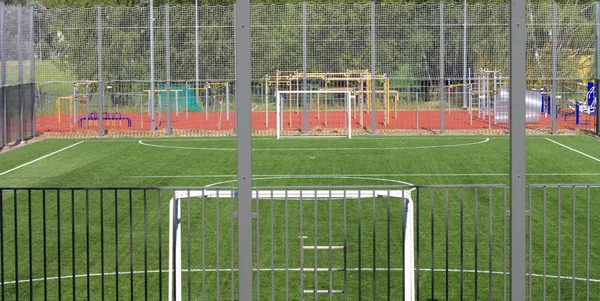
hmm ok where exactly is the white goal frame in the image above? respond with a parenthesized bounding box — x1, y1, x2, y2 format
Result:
(168, 189, 414, 301)
(276, 90, 353, 139)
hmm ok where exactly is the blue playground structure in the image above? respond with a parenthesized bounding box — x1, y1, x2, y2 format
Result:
(78, 112, 132, 128)
(546, 81, 597, 125)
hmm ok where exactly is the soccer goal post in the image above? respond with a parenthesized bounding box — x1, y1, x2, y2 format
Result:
(168, 189, 415, 301)
(276, 90, 353, 139)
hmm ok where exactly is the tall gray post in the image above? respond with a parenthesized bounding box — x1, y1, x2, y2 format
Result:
(235, 0, 253, 300)
(166, 5, 172, 136)
(29, 8, 35, 138)
(0, 2, 5, 147)
(462, 0, 467, 109)
(97, 6, 104, 137)
(510, 0, 527, 298)
(370, 1, 377, 134)
(551, 1, 557, 134)
(439, 2, 445, 134)
(195, 0, 200, 118)
(18, 5, 23, 141)
(150, 0, 155, 132)
(302, 2, 308, 134)
(596, 2, 600, 135)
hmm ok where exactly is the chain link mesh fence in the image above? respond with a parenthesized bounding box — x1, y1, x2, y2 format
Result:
(1, 3, 598, 139)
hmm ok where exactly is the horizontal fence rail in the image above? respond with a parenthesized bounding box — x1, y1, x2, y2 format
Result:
(2, 184, 596, 300)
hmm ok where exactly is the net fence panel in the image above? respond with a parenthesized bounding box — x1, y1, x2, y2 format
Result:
(24, 3, 600, 135)
(306, 4, 371, 75)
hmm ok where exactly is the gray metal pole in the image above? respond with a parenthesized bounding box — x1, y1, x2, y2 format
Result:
(551, 1, 557, 134)
(370, 1, 377, 134)
(97, 6, 104, 137)
(235, 0, 253, 300)
(596, 3, 600, 135)
(195, 0, 200, 119)
(0, 2, 5, 147)
(510, 0, 526, 298)
(18, 5, 23, 141)
(150, 0, 155, 132)
(440, 2, 445, 134)
(29, 8, 35, 139)
(302, 2, 308, 135)
(463, 0, 467, 109)
(166, 4, 172, 136)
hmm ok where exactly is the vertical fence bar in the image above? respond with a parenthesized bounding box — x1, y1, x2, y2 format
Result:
(100, 190, 105, 301)
(551, 1, 557, 134)
(586, 187, 590, 301)
(166, 5, 171, 136)
(0, 189, 4, 300)
(57, 190, 62, 301)
(150, 0, 155, 132)
(440, 2, 445, 134)
(596, 2, 600, 134)
(543, 187, 547, 301)
(444, 188, 449, 301)
(18, 5, 23, 141)
(489, 187, 493, 301)
(572, 188, 576, 300)
(440, 2, 446, 134)
(194, 0, 200, 119)
(114, 190, 119, 300)
(42, 190, 47, 299)
(0, 2, 5, 147)
(27, 189, 32, 300)
(236, 0, 253, 299)
(510, 0, 527, 297)
(13, 191, 19, 299)
(97, 6, 104, 137)
(302, 2, 308, 135)
(129, 190, 134, 301)
(370, 1, 376, 134)
(85, 190, 90, 301)
(430, 190, 435, 301)
(29, 8, 35, 138)
(463, 0, 467, 109)
(71, 190, 76, 301)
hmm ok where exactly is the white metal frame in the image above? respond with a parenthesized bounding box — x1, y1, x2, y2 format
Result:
(168, 189, 414, 301)
(276, 90, 352, 139)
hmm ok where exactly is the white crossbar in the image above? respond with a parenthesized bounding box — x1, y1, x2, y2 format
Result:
(174, 189, 410, 200)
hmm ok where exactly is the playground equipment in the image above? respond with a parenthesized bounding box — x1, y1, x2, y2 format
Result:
(494, 87, 542, 124)
(56, 81, 98, 129)
(555, 81, 597, 125)
(263, 70, 395, 127)
(189, 82, 230, 121)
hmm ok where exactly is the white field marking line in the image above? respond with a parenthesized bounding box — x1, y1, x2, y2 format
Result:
(545, 138, 600, 163)
(205, 176, 416, 193)
(3, 173, 600, 179)
(0, 141, 85, 177)
(138, 138, 490, 151)
(205, 176, 416, 192)
(4, 267, 599, 285)
(72, 136, 550, 143)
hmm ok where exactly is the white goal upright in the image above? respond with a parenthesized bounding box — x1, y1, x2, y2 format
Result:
(168, 188, 415, 301)
(276, 90, 352, 139)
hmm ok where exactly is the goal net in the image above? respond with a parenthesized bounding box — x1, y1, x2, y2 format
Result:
(276, 90, 352, 138)
(168, 188, 415, 301)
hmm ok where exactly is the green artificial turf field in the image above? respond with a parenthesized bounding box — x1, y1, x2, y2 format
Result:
(0, 135, 599, 300)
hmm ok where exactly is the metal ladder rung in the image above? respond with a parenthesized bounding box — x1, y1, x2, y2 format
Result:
(302, 245, 344, 250)
(301, 267, 345, 272)
(303, 290, 345, 294)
